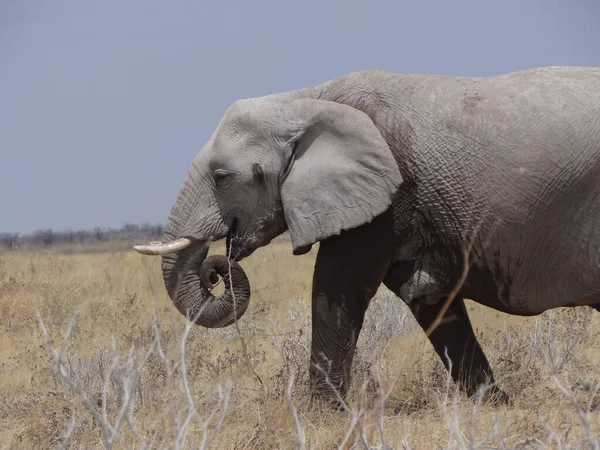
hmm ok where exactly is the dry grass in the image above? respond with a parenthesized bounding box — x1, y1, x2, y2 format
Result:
(2, 240, 600, 449)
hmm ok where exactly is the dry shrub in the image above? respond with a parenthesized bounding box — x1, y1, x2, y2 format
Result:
(3, 247, 600, 449)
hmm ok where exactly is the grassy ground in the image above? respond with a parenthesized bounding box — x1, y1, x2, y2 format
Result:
(2, 240, 600, 449)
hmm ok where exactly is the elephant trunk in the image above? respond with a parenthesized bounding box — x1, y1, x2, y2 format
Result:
(161, 243, 251, 328)
(134, 167, 252, 328)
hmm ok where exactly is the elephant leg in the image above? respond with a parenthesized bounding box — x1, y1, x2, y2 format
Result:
(310, 209, 394, 407)
(382, 266, 507, 403)
(410, 298, 508, 402)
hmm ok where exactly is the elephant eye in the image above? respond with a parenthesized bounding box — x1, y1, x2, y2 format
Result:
(213, 169, 233, 188)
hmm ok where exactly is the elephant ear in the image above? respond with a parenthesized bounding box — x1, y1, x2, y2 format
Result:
(280, 99, 403, 253)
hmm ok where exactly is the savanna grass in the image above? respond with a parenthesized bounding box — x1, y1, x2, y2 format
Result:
(2, 240, 600, 448)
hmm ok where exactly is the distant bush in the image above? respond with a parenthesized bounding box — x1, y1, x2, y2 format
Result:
(0, 223, 165, 251)
(0, 232, 19, 249)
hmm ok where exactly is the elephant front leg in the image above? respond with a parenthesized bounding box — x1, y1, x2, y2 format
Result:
(309, 210, 394, 407)
(309, 291, 364, 408)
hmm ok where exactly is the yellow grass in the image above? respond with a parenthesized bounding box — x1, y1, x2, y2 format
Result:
(2, 240, 600, 449)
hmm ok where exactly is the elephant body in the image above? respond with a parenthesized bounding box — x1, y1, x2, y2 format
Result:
(315, 67, 600, 315)
(136, 66, 600, 404)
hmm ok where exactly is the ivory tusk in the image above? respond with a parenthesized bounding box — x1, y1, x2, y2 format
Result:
(133, 237, 195, 255)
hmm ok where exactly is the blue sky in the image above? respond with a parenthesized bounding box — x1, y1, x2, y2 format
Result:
(1, 0, 599, 234)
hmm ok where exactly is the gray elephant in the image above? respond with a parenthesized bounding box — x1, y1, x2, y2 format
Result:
(135, 66, 600, 406)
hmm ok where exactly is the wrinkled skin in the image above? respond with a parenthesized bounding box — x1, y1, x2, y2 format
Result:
(136, 66, 600, 407)
(163, 251, 251, 328)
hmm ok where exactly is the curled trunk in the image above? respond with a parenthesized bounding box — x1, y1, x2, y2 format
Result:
(161, 243, 251, 328)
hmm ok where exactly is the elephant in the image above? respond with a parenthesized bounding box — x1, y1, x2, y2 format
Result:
(134, 66, 600, 406)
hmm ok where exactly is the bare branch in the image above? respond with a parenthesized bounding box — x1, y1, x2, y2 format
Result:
(37, 311, 114, 446)
(551, 375, 598, 450)
(202, 383, 233, 449)
(284, 370, 306, 450)
(59, 420, 76, 450)
(174, 318, 199, 449)
(227, 241, 264, 387)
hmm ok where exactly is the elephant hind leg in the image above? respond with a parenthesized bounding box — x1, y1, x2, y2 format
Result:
(383, 268, 508, 403)
(409, 298, 508, 403)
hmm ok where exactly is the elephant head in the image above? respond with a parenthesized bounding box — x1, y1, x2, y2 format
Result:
(134, 93, 403, 328)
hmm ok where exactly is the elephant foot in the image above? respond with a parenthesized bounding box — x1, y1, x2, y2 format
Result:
(309, 372, 349, 411)
(309, 389, 348, 412)
(470, 383, 510, 406)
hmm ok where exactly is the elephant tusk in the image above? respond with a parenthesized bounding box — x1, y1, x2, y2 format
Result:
(133, 237, 197, 255)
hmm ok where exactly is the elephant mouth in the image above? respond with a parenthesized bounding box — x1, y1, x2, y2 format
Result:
(225, 218, 258, 261)
(225, 219, 237, 259)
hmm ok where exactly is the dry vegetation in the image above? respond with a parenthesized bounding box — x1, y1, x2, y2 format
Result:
(2, 239, 600, 449)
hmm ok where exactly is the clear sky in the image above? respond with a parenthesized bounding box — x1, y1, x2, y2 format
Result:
(1, 0, 599, 234)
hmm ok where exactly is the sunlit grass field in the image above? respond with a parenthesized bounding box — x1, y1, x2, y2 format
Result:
(2, 240, 600, 448)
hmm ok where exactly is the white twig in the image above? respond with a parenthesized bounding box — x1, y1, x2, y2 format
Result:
(59, 420, 76, 450)
(551, 375, 599, 450)
(37, 310, 149, 449)
(226, 241, 264, 387)
(284, 370, 306, 450)
(37, 311, 112, 445)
